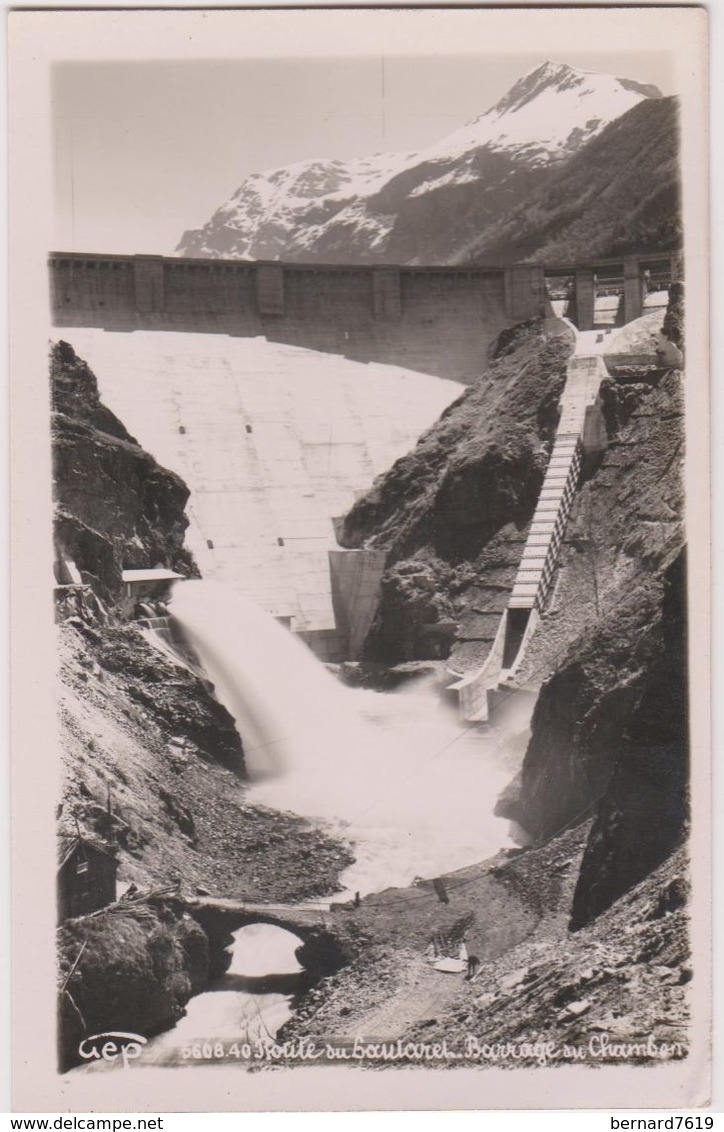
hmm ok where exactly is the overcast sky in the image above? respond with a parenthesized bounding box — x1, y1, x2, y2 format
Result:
(53, 52, 675, 256)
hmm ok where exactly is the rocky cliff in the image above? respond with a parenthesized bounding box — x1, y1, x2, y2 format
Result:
(569, 550, 688, 929)
(339, 319, 574, 667)
(508, 314, 686, 927)
(51, 340, 196, 603)
(341, 299, 687, 927)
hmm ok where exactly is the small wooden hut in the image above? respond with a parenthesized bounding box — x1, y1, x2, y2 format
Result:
(57, 834, 118, 921)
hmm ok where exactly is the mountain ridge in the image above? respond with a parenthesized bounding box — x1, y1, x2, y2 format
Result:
(454, 96, 680, 265)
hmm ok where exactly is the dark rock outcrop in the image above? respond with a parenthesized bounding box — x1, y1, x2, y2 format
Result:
(87, 624, 245, 776)
(339, 320, 572, 665)
(295, 927, 359, 978)
(569, 550, 688, 928)
(51, 339, 135, 442)
(58, 898, 210, 1070)
(510, 582, 665, 842)
(459, 97, 680, 265)
(51, 340, 197, 602)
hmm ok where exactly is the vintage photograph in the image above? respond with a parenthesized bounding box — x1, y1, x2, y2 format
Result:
(9, 6, 710, 1113)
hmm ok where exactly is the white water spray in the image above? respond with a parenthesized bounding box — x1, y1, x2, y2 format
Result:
(169, 579, 518, 895)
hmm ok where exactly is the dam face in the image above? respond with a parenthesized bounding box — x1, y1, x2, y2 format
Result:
(55, 328, 462, 655)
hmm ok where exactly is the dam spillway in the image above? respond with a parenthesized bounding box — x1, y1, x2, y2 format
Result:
(55, 328, 461, 653)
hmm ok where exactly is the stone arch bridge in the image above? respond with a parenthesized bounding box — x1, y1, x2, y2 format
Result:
(183, 896, 354, 977)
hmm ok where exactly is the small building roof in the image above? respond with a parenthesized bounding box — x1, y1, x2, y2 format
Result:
(122, 568, 183, 584)
(57, 833, 118, 871)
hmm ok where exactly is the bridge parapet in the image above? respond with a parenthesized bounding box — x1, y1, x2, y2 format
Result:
(183, 897, 333, 938)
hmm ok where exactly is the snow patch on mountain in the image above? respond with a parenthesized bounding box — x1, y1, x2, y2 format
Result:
(408, 167, 481, 199)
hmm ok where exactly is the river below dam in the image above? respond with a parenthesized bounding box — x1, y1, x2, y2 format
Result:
(251, 682, 517, 900)
(169, 579, 522, 900)
(121, 580, 529, 1064)
(141, 923, 306, 1067)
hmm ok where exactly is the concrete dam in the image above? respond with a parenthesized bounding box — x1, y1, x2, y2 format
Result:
(49, 249, 678, 662)
(54, 328, 462, 658)
(51, 253, 542, 383)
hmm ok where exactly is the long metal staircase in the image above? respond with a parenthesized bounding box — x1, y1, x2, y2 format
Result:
(450, 344, 608, 723)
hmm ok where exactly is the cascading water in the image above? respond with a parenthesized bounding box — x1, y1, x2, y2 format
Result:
(169, 579, 518, 897)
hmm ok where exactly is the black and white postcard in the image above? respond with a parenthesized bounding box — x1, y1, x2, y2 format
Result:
(7, 5, 711, 1113)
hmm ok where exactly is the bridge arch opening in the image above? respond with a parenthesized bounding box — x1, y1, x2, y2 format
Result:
(229, 922, 304, 978)
(138, 920, 311, 1062)
(212, 921, 310, 996)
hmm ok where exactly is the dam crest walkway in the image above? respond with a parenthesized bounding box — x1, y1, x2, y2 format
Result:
(182, 895, 335, 939)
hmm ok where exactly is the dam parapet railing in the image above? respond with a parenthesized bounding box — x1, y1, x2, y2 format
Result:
(50, 253, 522, 382)
(49, 250, 680, 381)
(49, 250, 679, 324)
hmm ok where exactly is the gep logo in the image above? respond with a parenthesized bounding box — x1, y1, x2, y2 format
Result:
(78, 1031, 147, 1068)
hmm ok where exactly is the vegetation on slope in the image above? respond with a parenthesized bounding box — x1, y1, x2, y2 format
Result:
(58, 899, 209, 1070)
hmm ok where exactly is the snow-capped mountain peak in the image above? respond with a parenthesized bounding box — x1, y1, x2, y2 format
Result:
(419, 60, 661, 166)
(176, 60, 661, 263)
(493, 60, 599, 115)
